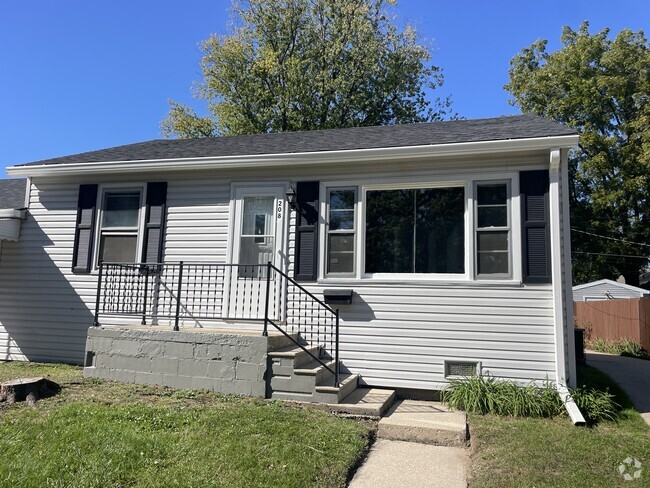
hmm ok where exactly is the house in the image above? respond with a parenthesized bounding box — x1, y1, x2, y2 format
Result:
(2, 114, 580, 400)
(0, 179, 27, 244)
(573, 279, 650, 302)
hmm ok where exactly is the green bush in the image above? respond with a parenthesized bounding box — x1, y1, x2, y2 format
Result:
(441, 374, 620, 424)
(441, 375, 563, 418)
(588, 337, 648, 358)
(570, 386, 619, 423)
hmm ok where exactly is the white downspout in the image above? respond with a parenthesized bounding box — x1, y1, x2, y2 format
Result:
(549, 149, 585, 425)
(557, 384, 586, 426)
(549, 149, 568, 386)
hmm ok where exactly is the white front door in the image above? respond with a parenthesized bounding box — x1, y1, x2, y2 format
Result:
(229, 185, 287, 320)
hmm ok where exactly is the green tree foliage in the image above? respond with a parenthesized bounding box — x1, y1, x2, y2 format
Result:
(506, 22, 650, 286)
(161, 0, 452, 138)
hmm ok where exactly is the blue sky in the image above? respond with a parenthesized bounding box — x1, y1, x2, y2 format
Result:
(0, 0, 648, 174)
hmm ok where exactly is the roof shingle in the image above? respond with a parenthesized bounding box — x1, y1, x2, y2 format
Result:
(18, 114, 576, 167)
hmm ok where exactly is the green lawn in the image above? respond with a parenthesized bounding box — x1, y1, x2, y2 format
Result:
(0, 362, 374, 488)
(469, 365, 650, 487)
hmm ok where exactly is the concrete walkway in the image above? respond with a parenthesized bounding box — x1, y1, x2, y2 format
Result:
(349, 400, 469, 487)
(587, 351, 650, 425)
(348, 439, 468, 488)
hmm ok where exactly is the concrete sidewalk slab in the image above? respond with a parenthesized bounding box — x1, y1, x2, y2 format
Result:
(587, 351, 650, 425)
(348, 439, 468, 488)
(378, 399, 468, 446)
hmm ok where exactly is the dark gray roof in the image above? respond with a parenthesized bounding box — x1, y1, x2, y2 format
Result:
(19, 114, 576, 167)
(0, 179, 26, 209)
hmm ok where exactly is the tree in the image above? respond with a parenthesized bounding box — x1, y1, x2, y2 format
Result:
(161, 0, 453, 138)
(505, 22, 650, 286)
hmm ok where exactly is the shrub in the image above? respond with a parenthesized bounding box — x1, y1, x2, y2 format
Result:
(570, 386, 619, 423)
(441, 375, 563, 418)
(588, 337, 648, 358)
(442, 374, 620, 424)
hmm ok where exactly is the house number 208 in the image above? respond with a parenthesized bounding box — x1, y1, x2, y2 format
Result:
(277, 201, 283, 219)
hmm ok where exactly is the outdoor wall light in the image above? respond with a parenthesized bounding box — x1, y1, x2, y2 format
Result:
(286, 186, 298, 210)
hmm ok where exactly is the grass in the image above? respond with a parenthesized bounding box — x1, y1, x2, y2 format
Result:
(587, 337, 650, 360)
(0, 362, 374, 488)
(469, 365, 650, 487)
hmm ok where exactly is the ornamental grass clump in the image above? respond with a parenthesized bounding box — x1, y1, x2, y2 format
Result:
(588, 337, 648, 359)
(441, 374, 620, 424)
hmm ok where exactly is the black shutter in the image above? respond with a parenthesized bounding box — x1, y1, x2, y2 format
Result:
(72, 184, 98, 274)
(294, 181, 319, 281)
(520, 170, 551, 283)
(142, 182, 168, 263)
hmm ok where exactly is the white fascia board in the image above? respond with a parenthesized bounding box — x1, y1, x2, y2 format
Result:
(6, 134, 580, 177)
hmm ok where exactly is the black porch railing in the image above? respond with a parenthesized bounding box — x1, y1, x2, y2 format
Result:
(93, 262, 340, 386)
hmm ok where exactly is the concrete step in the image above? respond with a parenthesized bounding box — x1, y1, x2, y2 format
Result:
(325, 388, 396, 417)
(269, 372, 318, 395)
(267, 344, 322, 369)
(294, 359, 337, 384)
(270, 372, 359, 403)
(266, 333, 302, 352)
(377, 400, 468, 447)
(313, 373, 359, 403)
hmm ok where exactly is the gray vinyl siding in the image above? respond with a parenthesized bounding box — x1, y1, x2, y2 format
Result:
(573, 282, 648, 302)
(0, 150, 559, 390)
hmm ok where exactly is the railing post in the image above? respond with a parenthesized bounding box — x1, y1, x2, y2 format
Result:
(92, 263, 104, 327)
(173, 261, 183, 331)
(263, 261, 272, 337)
(141, 265, 149, 325)
(335, 309, 340, 387)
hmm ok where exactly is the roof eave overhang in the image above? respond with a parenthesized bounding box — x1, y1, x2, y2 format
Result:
(6, 134, 579, 178)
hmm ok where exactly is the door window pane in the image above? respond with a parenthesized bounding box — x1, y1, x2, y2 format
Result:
(102, 193, 140, 228)
(239, 236, 274, 265)
(239, 196, 275, 268)
(242, 197, 274, 236)
(366, 187, 465, 274)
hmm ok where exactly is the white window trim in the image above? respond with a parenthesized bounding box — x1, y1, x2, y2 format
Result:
(361, 180, 470, 280)
(324, 187, 358, 278)
(318, 171, 522, 284)
(474, 179, 513, 280)
(94, 183, 147, 268)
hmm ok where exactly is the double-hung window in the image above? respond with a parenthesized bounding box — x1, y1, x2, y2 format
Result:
(97, 190, 142, 264)
(475, 182, 511, 277)
(326, 188, 357, 275)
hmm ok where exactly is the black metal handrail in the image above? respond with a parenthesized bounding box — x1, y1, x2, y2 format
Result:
(93, 261, 340, 386)
(264, 263, 340, 387)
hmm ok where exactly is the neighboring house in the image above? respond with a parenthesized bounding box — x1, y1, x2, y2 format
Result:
(0, 179, 27, 243)
(573, 279, 650, 302)
(2, 114, 580, 394)
(0, 178, 28, 360)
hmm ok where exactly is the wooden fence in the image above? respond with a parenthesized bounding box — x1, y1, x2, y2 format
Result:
(574, 297, 650, 352)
